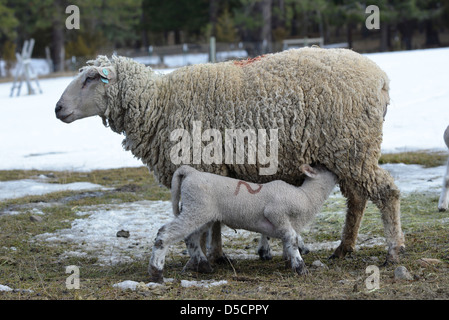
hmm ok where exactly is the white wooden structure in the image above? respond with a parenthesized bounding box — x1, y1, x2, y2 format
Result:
(10, 39, 42, 97)
(283, 37, 324, 50)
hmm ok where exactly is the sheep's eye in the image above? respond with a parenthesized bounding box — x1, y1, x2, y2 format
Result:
(82, 76, 96, 88)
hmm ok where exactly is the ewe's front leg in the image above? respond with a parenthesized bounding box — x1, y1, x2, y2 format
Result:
(184, 223, 213, 273)
(207, 221, 229, 264)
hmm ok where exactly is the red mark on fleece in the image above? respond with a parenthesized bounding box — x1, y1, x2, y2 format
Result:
(234, 181, 263, 196)
(233, 55, 266, 67)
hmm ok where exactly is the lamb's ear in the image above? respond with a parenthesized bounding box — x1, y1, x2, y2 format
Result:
(94, 66, 116, 84)
(301, 164, 317, 178)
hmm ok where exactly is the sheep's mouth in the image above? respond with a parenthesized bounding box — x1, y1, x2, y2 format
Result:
(57, 112, 74, 123)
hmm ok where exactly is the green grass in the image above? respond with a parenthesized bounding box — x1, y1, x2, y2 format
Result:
(1, 151, 449, 300)
(379, 150, 448, 168)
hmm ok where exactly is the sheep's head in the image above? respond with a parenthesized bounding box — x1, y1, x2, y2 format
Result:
(55, 62, 116, 123)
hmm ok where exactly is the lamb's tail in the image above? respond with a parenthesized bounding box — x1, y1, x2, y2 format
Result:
(171, 166, 195, 216)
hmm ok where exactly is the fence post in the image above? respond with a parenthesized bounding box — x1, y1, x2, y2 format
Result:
(209, 36, 216, 63)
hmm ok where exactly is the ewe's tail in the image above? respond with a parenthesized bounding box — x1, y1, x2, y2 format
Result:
(171, 166, 195, 216)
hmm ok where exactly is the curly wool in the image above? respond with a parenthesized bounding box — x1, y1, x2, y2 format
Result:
(92, 48, 390, 198)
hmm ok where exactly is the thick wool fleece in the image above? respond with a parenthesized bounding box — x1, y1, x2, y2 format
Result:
(90, 48, 390, 201)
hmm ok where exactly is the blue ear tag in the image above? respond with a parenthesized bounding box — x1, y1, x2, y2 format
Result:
(101, 77, 109, 84)
(102, 69, 109, 76)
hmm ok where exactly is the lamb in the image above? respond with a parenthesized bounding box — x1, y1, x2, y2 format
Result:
(149, 164, 337, 282)
(55, 47, 404, 267)
(438, 125, 449, 211)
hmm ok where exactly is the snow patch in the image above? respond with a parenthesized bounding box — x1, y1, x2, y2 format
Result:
(0, 179, 109, 201)
(180, 279, 228, 288)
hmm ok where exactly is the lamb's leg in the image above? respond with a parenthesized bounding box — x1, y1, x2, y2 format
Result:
(330, 187, 367, 260)
(257, 235, 272, 260)
(282, 230, 308, 275)
(183, 223, 213, 273)
(263, 208, 307, 275)
(438, 158, 449, 212)
(149, 214, 211, 283)
(297, 234, 310, 255)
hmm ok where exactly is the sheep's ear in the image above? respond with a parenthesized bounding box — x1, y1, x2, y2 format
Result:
(301, 164, 317, 178)
(94, 66, 116, 84)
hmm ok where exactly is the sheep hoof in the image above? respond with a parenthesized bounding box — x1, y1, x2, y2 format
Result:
(184, 257, 213, 273)
(257, 248, 273, 261)
(438, 207, 447, 212)
(382, 245, 405, 266)
(299, 246, 310, 255)
(328, 243, 352, 260)
(295, 261, 309, 276)
(148, 265, 164, 284)
(212, 254, 232, 265)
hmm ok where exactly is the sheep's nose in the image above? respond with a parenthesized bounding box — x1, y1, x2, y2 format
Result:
(55, 103, 63, 114)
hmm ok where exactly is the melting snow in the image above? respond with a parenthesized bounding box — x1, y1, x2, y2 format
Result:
(0, 179, 108, 201)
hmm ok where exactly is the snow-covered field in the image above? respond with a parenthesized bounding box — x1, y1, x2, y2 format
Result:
(1, 47, 448, 289)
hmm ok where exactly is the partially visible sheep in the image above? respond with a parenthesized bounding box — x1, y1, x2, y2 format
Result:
(148, 164, 337, 283)
(438, 125, 449, 212)
(55, 47, 404, 266)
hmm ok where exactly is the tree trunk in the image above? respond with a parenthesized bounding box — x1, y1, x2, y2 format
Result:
(380, 22, 388, 51)
(51, 22, 65, 72)
(51, 0, 65, 72)
(346, 23, 353, 49)
(261, 0, 272, 53)
(425, 20, 440, 47)
(209, 0, 218, 38)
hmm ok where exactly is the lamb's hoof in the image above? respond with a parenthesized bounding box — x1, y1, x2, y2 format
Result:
(148, 265, 164, 284)
(438, 207, 447, 212)
(295, 261, 309, 276)
(184, 258, 213, 273)
(258, 247, 273, 261)
(299, 246, 310, 255)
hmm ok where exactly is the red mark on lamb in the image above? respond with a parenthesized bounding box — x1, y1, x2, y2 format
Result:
(234, 181, 263, 196)
(233, 55, 266, 67)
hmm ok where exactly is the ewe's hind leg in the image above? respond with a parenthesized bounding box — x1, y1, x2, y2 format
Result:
(438, 158, 449, 212)
(184, 223, 213, 273)
(369, 166, 405, 264)
(330, 188, 367, 259)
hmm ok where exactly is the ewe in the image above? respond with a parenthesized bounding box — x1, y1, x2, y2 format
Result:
(55, 47, 404, 268)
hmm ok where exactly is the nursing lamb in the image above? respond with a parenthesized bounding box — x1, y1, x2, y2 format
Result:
(55, 47, 404, 267)
(149, 164, 337, 283)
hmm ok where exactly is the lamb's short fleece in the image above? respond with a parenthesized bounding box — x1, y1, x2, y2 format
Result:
(148, 164, 337, 283)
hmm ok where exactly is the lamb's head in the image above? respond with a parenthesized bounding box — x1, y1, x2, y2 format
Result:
(300, 164, 338, 185)
(55, 57, 116, 123)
